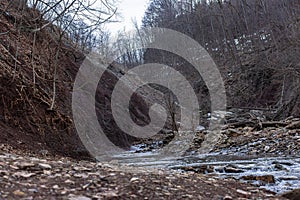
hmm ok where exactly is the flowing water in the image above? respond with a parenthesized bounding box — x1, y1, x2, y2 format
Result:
(110, 148, 300, 194)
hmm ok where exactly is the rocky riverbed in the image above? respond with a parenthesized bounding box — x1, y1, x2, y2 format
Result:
(0, 144, 285, 200)
(171, 155, 300, 194)
(1, 115, 300, 199)
(126, 116, 300, 198)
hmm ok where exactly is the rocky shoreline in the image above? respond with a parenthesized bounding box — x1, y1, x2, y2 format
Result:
(1, 113, 300, 199)
(131, 112, 300, 157)
(125, 115, 300, 199)
(0, 144, 287, 200)
(1, 114, 300, 200)
(211, 119, 300, 156)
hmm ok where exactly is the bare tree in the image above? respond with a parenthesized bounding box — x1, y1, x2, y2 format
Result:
(23, 0, 118, 110)
(142, 0, 300, 118)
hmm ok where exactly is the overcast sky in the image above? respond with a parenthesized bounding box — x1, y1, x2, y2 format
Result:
(105, 0, 149, 33)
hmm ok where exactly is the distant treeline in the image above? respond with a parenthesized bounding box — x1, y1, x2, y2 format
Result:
(139, 0, 300, 118)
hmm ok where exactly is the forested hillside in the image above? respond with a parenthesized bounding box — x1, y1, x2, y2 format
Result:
(140, 0, 300, 119)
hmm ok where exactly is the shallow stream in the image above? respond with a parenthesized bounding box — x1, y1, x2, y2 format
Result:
(110, 150, 300, 194)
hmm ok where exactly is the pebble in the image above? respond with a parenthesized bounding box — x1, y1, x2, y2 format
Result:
(264, 146, 270, 152)
(100, 191, 119, 198)
(13, 190, 26, 196)
(130, 177, 140, 182)
(69, 195, 92, 200)
(38, 163, 52, 169)
(224, 195, 233, 200)
(13, 171, 36, 178)
(236, 189, 251, 196)
(17, 162, 35, 170)
(52, 185, 60, 189)
(28, 188, 38, 193)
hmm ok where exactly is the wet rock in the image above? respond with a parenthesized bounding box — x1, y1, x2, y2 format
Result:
(224, 165, 244, 173)
(176, 166, 199, 173)
(214, 166, 225, 173)
(278, 176, 299, 180)
(278, 161, 294, 166)
(175, 165, 214, 174)
(241, 175, 275, 184)
(205, 165, 214, 173)
(281, 188, 300, 200)
(274, 163, 287, 170)
(224, 167, 244, 173)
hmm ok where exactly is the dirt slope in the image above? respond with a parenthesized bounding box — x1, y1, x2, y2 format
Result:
(0, 1, 89, 158)
(0, 1, 173, 159)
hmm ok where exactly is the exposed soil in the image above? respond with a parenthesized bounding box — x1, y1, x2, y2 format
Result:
(0, 1, 88, 158)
